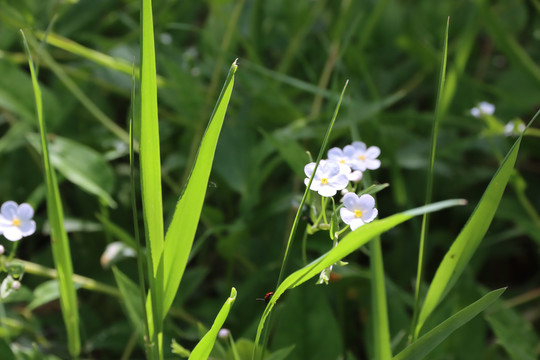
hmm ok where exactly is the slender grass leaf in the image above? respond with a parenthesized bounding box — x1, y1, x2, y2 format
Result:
(21, 30, 80, 357)
(415, 132, 525, 337)
(189, 287, 237, 360)
(139, 0, 164, 357)
(161, 60, 237, 317)
(394, 288, 505, 360)
(371, 239, 392, 360)
(112, 267, 145, 336)
(253, 199, 465, 358)
(410, 18, 449, 341)
(22, 32, 130, 144)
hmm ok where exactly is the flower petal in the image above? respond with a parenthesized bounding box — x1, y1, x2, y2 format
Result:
(365, 159, 381, 170)
(322, 161, 340, 176)
(328, 147, 343, 161)
(366, 146, 381, 158)
(358, 194, 376, 210)
(3, 226, 22, 241)
(340, 208, 355, 224)
(348, 171, 363, 182)
(342, 193, 358, 210)
(328, 174, 349, 190)
(318, 186, 337, 197)
(304, 162, 316, 177)
(19, 220, 36, 237)
(364, 208, 378, 223)
(17, 203, 34, 221)
(349, 218, 365, 231)
(0, 201, 18, 221)
(351, 141, 367, 151)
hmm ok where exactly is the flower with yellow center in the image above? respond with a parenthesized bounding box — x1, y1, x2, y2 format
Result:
(340, 193, 378, 230)
(304, 160, 349, 197)
(0, 201, 36, 242)
(348, 141, 381, 171)
(327, 147, 363, 182)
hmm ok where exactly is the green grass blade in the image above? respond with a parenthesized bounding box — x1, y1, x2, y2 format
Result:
(21, 30, 80, 357)
(415, 132, 527, 337)
(394, 288, 505, 360)
(189, 288, 237, 360)
(410, 18, 449, 341)
(252, 199, 465, 359)
(112, 267, 145, 337)
(22, 32, 130, 145)
(371, 238, 392, 360)
(139, 0, 164, 357)
(161, 61, 237, 317)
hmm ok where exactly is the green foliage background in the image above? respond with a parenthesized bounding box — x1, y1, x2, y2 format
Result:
(0, 0, 539, 359)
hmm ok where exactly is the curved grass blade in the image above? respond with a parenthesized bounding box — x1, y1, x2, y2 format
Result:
(21, 29, 80, 357)
(414, 113, 538, 337)
(410, 18, 449, 341)
(189, 288, 237, 360)
(161, 60, 237, 317)
(252, 199, 465, 359)
(394, 288, 505, 360)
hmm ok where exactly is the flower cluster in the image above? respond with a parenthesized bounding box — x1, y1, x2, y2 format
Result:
(470, 101, 495, 118)
(304, 141, 381, 198)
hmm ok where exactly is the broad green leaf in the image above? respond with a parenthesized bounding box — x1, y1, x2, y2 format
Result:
(22, 30, 80, 357)
(253, 199, 465, 358)
(415, 133, 524, 337)
(28, 280, 61, 310)
(394, 288, 505, 360)
(27, 134, 116, 207)
(112, 267, 145, 336)
(161, 60, 237, 317)
(189, 287, 237, 360)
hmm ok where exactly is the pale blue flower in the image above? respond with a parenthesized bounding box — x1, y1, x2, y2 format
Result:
(340, 193, 378, 230)
(0, 201, 36, 241)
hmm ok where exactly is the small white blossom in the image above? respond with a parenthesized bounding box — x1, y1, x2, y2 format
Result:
(218, 328, 230, 339)
(347, 142, 381, 171)
(503, 120, 526, 137)
(304, 160, 349, 197)
(0, 201, 36, 242)
(0, 245, 4, 255)
(340, 193, 378, 230)
(470, 101, 495, 118)
(327, 147, 364, 181)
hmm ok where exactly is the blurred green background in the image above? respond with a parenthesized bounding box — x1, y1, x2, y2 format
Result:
(0, 0, 539, 358)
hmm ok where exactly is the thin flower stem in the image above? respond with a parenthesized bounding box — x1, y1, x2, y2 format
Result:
(9, 257, 120, 297)
(321, 197, 329, 225)
(7, 242, 19, 263)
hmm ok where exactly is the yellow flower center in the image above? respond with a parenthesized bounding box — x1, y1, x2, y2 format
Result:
(320, 178, 329, 185)
(354, 210, 363, 218)
(12, 218, 21, 226)
(358, 154, 366, 161)
(339, 159, 346, 164)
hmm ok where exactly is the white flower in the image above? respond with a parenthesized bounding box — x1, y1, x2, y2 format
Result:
(339, 193, 378, 230)
(503, 120, 526, 137)
(0, 201, 36, 242)
(347, 141, 381, 171)
(218, 328, 230, 339)
(328, 147, 364, 181)
(304, 160, 349, 197)
(470, 101, 495, 118)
